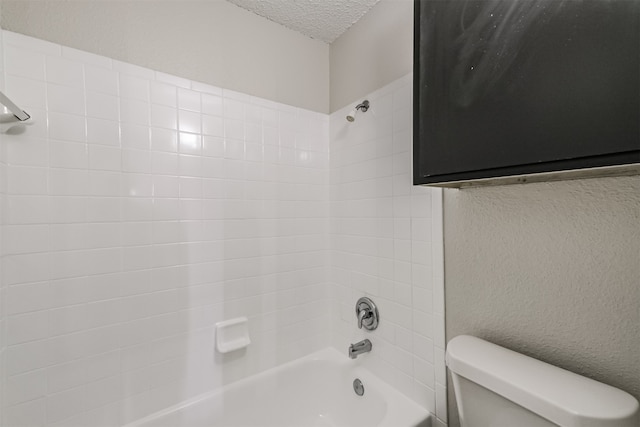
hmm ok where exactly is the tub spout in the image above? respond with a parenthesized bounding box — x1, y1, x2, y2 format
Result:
(349, 339, 372, 359)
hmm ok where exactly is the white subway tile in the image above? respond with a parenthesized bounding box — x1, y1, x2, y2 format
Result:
(84, 222, 121, 249)
(121, 173, 153, 198)
(434, 347, 446, 385)
(119, 74, 149, 101)
(7, 308, 49, 344)
(150, 81, 177, 107)
(63, 46, 111, 68)
(4, 398, 46, 426)
(191, 80, 222, 96)
(122, 198, 153, 222)
(48, 112, 86, 143)
(413, 333, 434, 364)
(85, 65, 118, 96)
(5, 75, 47, 109)
(85, 350, 120, 383)
(5, 30, 61, 54)
(150, 104, 177, 130)
(202, 115, 224, 137)
(178, 132, 202, 156)
(223, 88, 251, 102)
(47, 358, 87, 394)
(201, 94, 223, 116)
(85, 374, 122, 410)
(436, 383, 448, 422)
(45, 385, 88, 423)
(50, 224, 86, 252)
(122, 246, 151, 272)
(152, 198, 180, 221)
(5, 45, 46, 81)
(6, 339, 48, 376)
(50, 196, 86, 224)
(46, 55, 84, 88)
(6, 369, 48, 405)
(48, 83, 85, 115)
(8, 166, 48, 195)
(119, 123, 149, 150)
(151, 151, 179, 176)
(412, 286, 433, 314)
(87, 91, 119, 120)
(225, 118, 244, 141)
(122, 149, 151, 174)
(49, 277, 88, 308)
(121, 221, 152, 247)
(178, 88, 201, 112)
(85, 273, 122, 302)
(49, 250, 88, 280)
(82, 325, 121, 357)
(179, 177, 202, 199)
(87, 118, 120, 147)
(150, 127, 178, 153)
(113, 60, 154, 79)
(86, 197, 121, 223)
(87, 171, 122, 197)
(89, 145, 122, 172)
(4, 252, 51, 285)
(48, 305, 87, 337)
(412, 381, 435, 413)
(6, 281, 52, 315)
(178, 110, 201, 134)
(155, 71, 190, 88)
(120, 98, 150, 126)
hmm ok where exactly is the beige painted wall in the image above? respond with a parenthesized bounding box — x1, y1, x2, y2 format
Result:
(329, 0, 413, 112)
(444, 176, 640, 426)
(0, 0, 329, 113)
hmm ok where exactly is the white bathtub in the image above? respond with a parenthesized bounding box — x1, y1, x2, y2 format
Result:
(124, 347, 431, 427)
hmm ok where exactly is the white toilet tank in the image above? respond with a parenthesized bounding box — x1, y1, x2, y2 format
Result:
(446, 335, 639, 427)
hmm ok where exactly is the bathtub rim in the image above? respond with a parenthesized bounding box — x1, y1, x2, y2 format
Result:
(122, 346, 432, 427)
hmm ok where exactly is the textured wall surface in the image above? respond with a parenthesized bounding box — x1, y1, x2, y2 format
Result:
(329, 0, 413, 112)
(330, 74, 447, 427)
(1, 31, 330, 426)
(226, 0, 380, 43)
(444, 176, 640, 426)
(0, 0, 329, 113)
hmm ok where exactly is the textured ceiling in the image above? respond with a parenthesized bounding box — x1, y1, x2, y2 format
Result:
(225, 0, 381, 43)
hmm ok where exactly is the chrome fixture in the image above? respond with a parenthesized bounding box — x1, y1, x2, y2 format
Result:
(346, 100, 370, 122)
(353, 378, 365, 396)
(355, 297, 379, 330)
(349, 339, 372, 359)
(0, 90, 30, 123)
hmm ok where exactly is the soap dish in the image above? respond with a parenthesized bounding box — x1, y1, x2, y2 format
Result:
(215, 317, 250, 353)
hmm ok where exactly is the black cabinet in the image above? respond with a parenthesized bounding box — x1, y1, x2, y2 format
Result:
(413, 0, 640, 187)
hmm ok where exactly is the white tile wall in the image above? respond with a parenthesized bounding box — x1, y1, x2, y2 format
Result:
(329, 74, 447, 426)
(1, 31, 330, 426)
(1, 30, 446, 427)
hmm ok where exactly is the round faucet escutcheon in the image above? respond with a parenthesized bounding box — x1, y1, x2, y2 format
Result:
(355, 297, 379, 330)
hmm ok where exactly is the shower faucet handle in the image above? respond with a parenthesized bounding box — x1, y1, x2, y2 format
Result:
(357, 309, 369, 329)
(355, 297, 379, 331)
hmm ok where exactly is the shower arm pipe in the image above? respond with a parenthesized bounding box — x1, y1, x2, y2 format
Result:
(0, 90, 30, 122)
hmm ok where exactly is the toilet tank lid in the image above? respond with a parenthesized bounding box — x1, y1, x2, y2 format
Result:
(446, 335, 639, 427)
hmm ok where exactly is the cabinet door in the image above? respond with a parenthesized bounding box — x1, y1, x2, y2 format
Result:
(413, 0, 640, 185)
